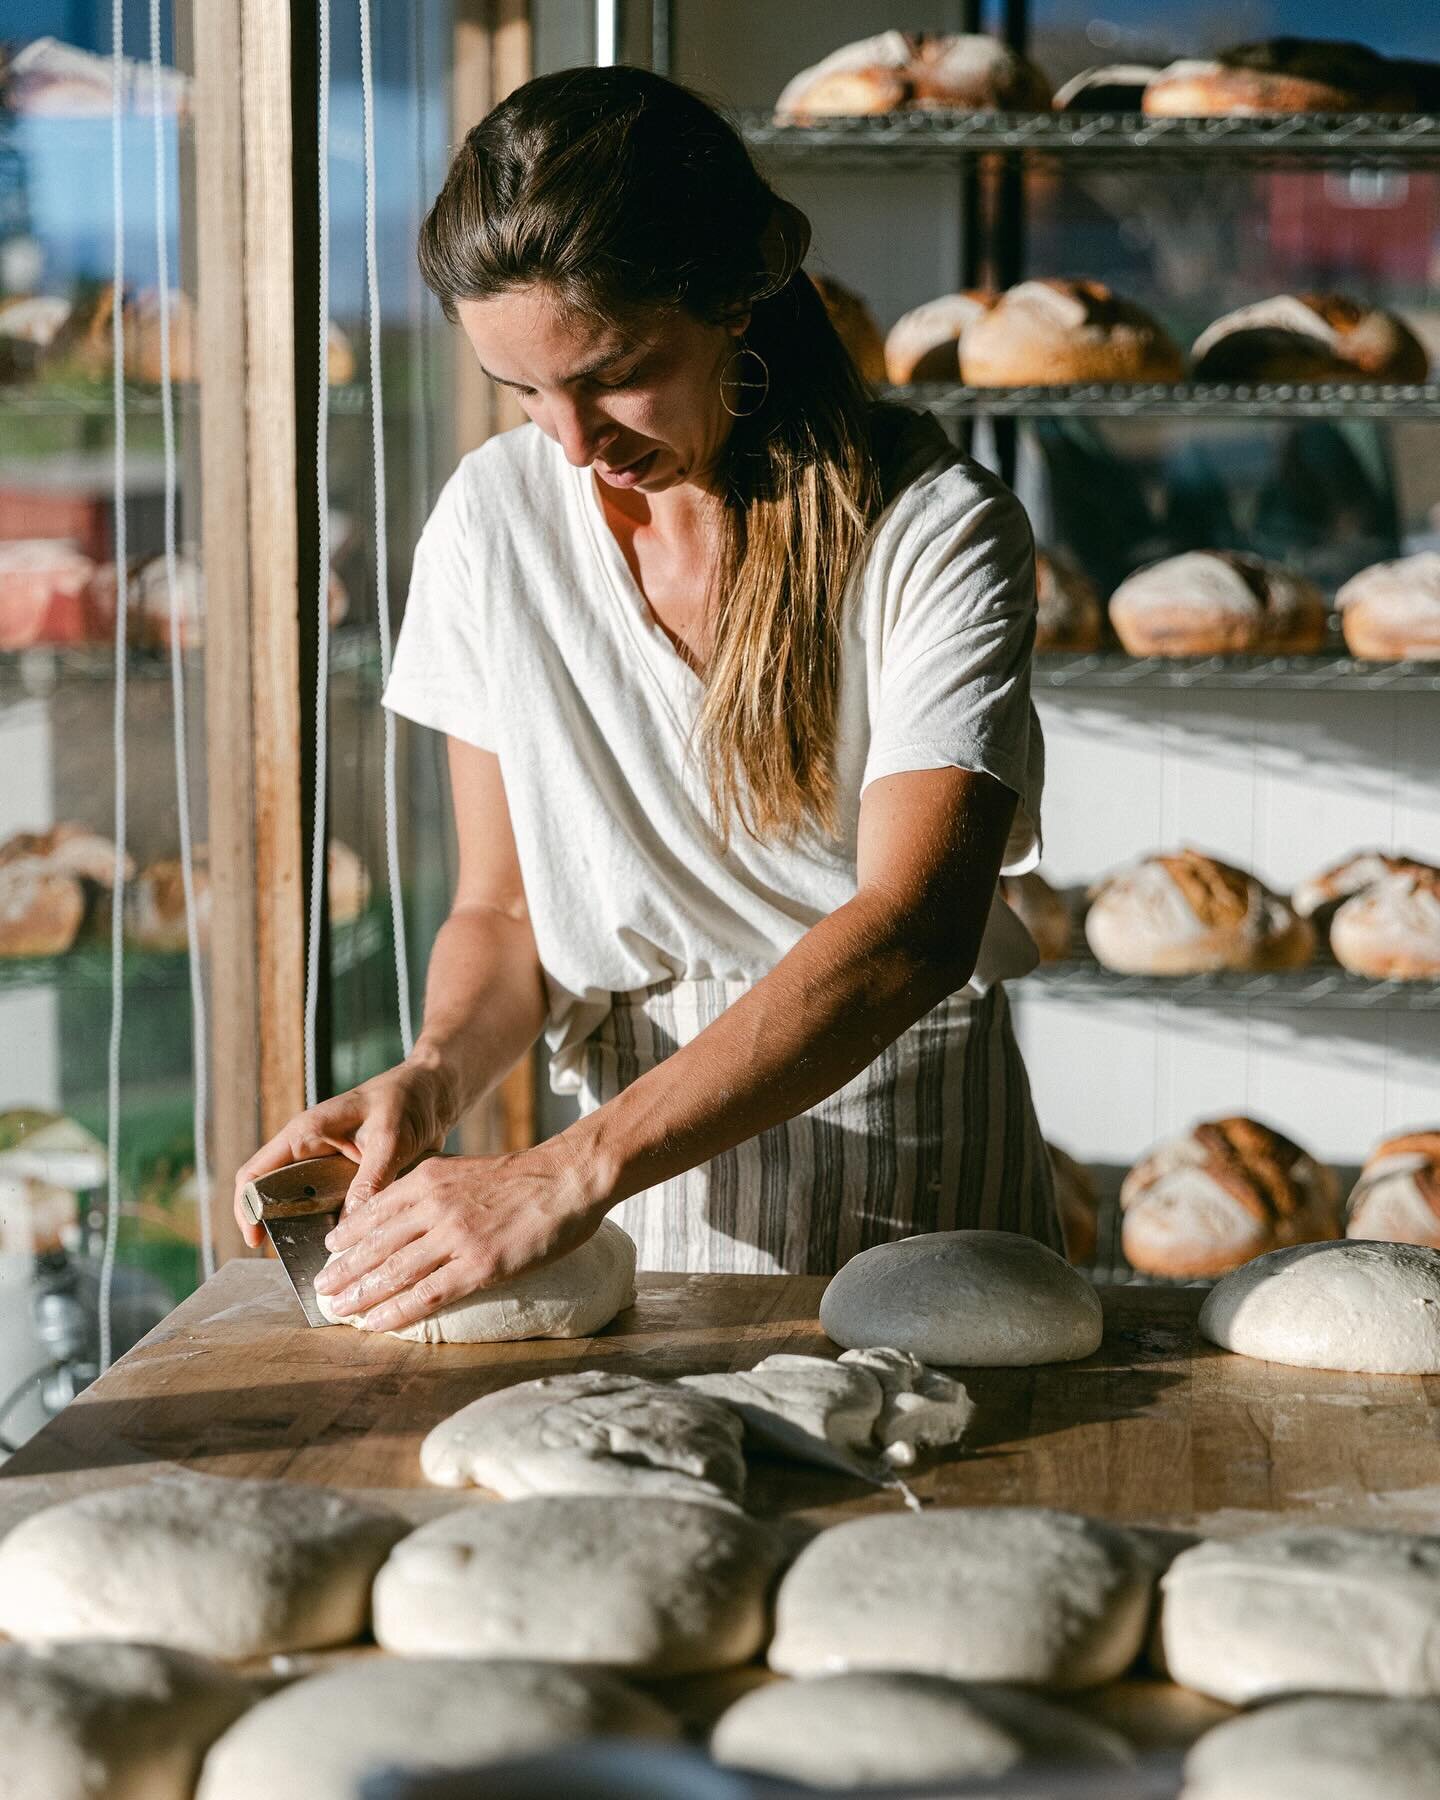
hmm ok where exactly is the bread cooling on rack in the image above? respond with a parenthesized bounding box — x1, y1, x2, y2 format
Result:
(1035, 549, 1104, 652)
(1191, 294, 1428, 384)
(1346, 1132, 1440, 1249)
(1336, 554, 1440, 662)
(1106, 550, 1327, 658)
(774, 32, 1052, 121)
(958, 280, 1184, 387)
(1084, 849, 1314, 975)
(1142, 39, 1420, 117)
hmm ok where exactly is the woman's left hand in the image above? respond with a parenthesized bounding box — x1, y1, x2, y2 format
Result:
(310, 1139, 607, 1333)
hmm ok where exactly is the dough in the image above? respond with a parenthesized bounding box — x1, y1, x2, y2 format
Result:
(372, 1495, 783, 1674)
(1160, 1527, 1440, 1704)
(317, 1218, 636, 1343)
(0, 1640, 252, 1800)
(1181, 1695, 1440, 1800)
(820, 1230, 1103, 1366)
(420, 1370, 746, 1503)
(196, 1657, 677, 1800)
(679, 1355, 884, 1476)
(0, 1473, 406, 1660)
(1199, 1239, 1440, 1373)
(839, 1346, 976, 1467)
(769, 1508, 1159, 1690)
(711, 1670, 1130, 1787)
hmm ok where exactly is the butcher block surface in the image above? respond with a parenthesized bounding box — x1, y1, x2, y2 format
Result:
(4, 1262, 1440, 1536)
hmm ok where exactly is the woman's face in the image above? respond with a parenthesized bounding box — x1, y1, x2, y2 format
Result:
(457, 285, 749, 496)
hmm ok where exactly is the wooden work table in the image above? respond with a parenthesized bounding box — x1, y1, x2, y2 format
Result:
(5, 1262, 1440, 1537)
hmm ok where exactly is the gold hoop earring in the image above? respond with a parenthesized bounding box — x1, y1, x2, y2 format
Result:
(720, 343, 770, 418)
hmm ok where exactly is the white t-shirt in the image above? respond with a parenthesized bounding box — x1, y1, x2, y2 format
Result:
(384, 403, 1045, 1095)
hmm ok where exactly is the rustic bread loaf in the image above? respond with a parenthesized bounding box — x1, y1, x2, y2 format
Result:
(1085, 849, 1314, 974)
(1329, 868, 1440, 980)
(0, 863, 86, 957)
(1292, 849, 1436, 933)
(809, 273, 886, 385)
(907, 34, 1053, 110)
(959, 279, 1184, 386)
(1191, 294, 1428, 383)
(0, 822, 130, 889)
(1035, 549, 1104, 651)
(1107, 550, 1327, 657)
(1345, 1131, 1440, 1250)
(1143, 39, 1417, 117)
(1120, 1116, 1339, 1279)
(883, 292, 995, 384)
(1000, 870, 1072, 963)
(1336, 553, 1440, 662)
(775, 32, 1051, 121)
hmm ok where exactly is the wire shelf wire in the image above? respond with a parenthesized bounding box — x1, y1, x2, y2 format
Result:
(742, 110, 1440, 164)
(888, 380, 1440, 419)
(1033, 651, 1440, 691)
(1016, 959, 1440, 1010)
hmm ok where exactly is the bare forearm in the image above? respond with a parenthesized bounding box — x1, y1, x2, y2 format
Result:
(559, 894, 972, 1207)
(409, 904, 547, 1128)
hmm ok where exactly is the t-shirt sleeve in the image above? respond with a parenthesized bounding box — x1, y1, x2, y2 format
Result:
(381, 464, 497, 753)
(861, 474, 1044, 872)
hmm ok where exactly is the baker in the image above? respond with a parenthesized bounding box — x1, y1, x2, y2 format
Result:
(233, 65, 1058, 1332)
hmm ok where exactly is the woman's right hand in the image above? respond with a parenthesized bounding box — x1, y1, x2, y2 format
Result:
(231, 1057, 458, 1249)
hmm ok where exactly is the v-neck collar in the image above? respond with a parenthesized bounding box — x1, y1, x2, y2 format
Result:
(569, 451, 705, 719)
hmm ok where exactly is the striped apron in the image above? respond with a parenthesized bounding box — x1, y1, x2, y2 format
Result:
(577, 977, 1061, 1275)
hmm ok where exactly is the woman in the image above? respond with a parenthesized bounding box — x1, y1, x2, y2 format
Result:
(234, 66, 1058, 1333)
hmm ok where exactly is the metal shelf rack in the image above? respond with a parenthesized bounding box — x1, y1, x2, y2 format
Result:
(1033, 651, 1440, 692)
(1020, 959, 1440, 1011)
(885, 381, 1440, 420)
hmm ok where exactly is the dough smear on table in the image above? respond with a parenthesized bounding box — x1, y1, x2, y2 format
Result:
(0, 1640, 253, 1800)
(1180, 1694, 1440, 1800)
(372, 1493, 784, 1675)
(1198, 1238, 1440, 1372)
(820, 1229, 1103, 1366)
(316, 1217, 636, 1343)
(196, 1656, 677, 1800)
(710, 1669, 1131, 1788)
(420, 1369, 746, 1503)
(768, 1506, 1160, 1690)
(1160, 1525, 1440, 1703)
(0, 1472, 406, 1659)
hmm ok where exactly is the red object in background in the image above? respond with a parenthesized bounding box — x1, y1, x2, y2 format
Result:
(0, 486, 110, 562)
(1264, 169, 1436, 286)
(0, 541, 101, 650)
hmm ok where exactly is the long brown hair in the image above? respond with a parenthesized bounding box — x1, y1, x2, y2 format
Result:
(419, 66, 883, 847)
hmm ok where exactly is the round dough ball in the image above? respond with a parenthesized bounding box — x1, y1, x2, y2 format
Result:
(1181, 1695, 1440, 1800)
(768, 1508, 1159, 1690)
(1161, 1527, 1440, 1705)
(0, 1641, 252, 1800)
(711, 1670, 1131, 1788)
(1199, 1239, 1440, 1373)
(820, 1230, 1103, 1366)
(420, 1369, 746, 1503)
(317, 1218, 636, 1343)
(372, 1495, 783, 1675)
(0, 1475, 405, 1660)
(196, 1657, 677, 1800)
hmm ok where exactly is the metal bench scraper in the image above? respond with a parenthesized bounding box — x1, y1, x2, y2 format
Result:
(241, 1153, 356, 1327)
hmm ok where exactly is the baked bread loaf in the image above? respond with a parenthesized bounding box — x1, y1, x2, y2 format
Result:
(1336, 553, 1440, 662)
(999, 870, 1072, 963)
(1346, 1132, 1440, 1249)
(1191, 294, 1428, 384)
(1329, 868, 1440, 980)
(1085, 849, 1314, 974)
(0, 863, 85, 957)
(126, 854, 212, 954)
(959, 280, 1184, 387)
(810, 274, 886, 385)
(1143, 40, 1417, 117)
(1292, 849, 1436, 933)
(883, 292, 995, 384)
(0, 540, 99, 651)
(1121, 1116, 1339, 1279)
(0, 822, 130, 889)
(1052, 66, 1161, 112)
(775, 33, 1051, 120)
(1048, 1143, 1099, 1265)
(1035, 548, 1103, 651)
(1107, 550, 1327, 657)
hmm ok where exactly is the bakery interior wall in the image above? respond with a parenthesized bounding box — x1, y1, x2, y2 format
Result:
(553, 1, 1440, 1182)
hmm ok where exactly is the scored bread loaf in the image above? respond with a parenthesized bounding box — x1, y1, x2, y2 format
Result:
(959, 280, 1184, 387)
(1142, 39, 1418, 117)
(999, 870, 1072, 964)
(1336, 553, 1440, 662)
(1191, 294, 1428, 384)
(810, 274, 886, 385)
(1085, 849, 1314, 975)
(883, 292, 995, 384)
(1036, 549, 1104, 652)
(1345, 1132, 1440, 1250)
(1048, 1143, 1099, 1266)
(775, 32, 1051, 120)
(1121, 1116, 1339, 1279)
(1329, 868, 1440, 980)
(0, 823, 130, 889)
(1107, 550, 1327, 658)
(1292, 850, 1436, 933)
(0, 863, 86, 958)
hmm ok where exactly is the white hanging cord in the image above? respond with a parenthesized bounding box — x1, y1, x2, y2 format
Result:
(151, 0, 214, 1281)
(359, 0, 413, 1055)
(304, 0, 333, 1107)
(99, 0, 131, 1374)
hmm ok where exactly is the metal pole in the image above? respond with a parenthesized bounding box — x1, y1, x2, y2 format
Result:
(650, 0, 671, 75)
(595, 0, 619, 66)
